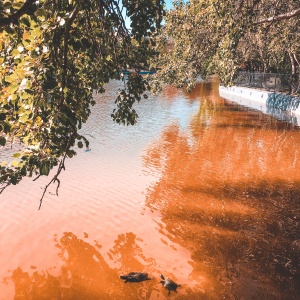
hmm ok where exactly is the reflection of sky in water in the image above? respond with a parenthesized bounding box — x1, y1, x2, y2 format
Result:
(167, 94, 199, 130)
(82, 81, 200, 158)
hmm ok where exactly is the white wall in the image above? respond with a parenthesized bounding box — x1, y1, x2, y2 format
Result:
(219, 85, 300, 125)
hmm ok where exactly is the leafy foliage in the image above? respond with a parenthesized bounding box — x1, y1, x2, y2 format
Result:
(0, 0, 164, 207)
(152, 0, 300, 89)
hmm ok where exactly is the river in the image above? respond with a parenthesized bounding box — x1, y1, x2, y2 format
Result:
(0, 78, 299, 299)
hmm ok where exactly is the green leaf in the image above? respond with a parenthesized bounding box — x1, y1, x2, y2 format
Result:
(4, 26, 14, 34)
(11, 176, 18, 185)
(41, 165, 50, 176)
(36, 8, 47, 18)
(0, 113, 6, 121)
(20, 17, 31, 27)
(0, 136, 6, 146)
(78, 141, 83, 148)
(3, 2, 12, 9)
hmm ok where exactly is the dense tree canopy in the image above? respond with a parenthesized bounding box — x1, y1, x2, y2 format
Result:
(152, 0, 300, 89)
(1, 0, 300, 206)
(0, 0, 164, 207)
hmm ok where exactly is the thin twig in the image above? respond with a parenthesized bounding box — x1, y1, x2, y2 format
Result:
(33, 174, 42, 181)
(38, 134, 73, 209)
(0, 182, 11, 194)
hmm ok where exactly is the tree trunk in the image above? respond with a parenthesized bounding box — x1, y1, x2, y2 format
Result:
(288, 51, 296, 94)
(292, 53, 300, 93)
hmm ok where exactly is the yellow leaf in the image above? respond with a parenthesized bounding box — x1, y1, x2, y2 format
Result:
(18, 161, 25, 168)
(8, 84, 19, 94)
(23, 32, 30, 40)
(36, 116, 43, 126)
(11, 161, 19, 167)
(11, 49, 20, 57)
(5, 75, 15, 83)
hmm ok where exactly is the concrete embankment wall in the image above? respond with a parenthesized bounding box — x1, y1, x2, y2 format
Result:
(219, 85, 300, 125)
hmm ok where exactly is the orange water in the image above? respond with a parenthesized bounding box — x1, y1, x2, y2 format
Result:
(0, 79, 299, 299)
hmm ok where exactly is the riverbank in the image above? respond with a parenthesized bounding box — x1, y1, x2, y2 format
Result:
(219, 85, 300, 125)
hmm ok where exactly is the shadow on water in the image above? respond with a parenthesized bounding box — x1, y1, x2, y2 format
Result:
(143, 80, 300, 299)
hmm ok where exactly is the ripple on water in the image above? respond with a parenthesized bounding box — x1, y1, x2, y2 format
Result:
(2, 80, 298, 299)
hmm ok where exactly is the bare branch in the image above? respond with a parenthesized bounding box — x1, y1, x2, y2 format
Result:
(0, 182, 10, 194)
(112, 0, 130, 36)
(55, 178, 60, 196)
(33, 174, 41, 181)
(254, 8, 300, 25)
(293, 53, 300, 66)
(38, 160, 64, 210)
(38, 134, 73, 209)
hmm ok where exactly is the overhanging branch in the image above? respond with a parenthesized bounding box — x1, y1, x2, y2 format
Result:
(254, 8, 300, 25)
(0, 0, 36, 27)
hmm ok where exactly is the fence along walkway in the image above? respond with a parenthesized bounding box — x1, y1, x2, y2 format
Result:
(234, 71, 300, 96)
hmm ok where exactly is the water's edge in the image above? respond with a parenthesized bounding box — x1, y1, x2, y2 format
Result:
(219, 85, 300, 125)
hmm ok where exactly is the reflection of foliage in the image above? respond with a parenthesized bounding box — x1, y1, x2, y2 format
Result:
(108, 232, 156, 272)
(143, 82, 300, 298)
(10, 232, 120, 299)
(11, 267, 63, 299)
(56, 232, 115, 296)
(0, 0, 164, 206)
(190, 79, 233, 141)
(9, 231, 158, 299)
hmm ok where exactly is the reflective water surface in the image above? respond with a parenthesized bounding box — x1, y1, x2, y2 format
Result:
(0, 79, 299, 299)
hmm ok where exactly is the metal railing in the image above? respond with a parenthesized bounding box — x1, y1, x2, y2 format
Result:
(234, 71, 300, 95)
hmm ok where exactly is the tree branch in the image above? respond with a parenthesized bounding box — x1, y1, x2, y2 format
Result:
(38, 155, 65, 210)
(38, 133, 74, 210)
(63, 5, 79, 72)
(293, 53, 300, 66)
(0, 182, 10, 194)
(0, 0, 36, 27)
(254, 8, 300, 25)
(60, 4, 79, 108)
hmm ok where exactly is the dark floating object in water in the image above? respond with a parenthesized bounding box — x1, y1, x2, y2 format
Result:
(119, 272, 153, 283)
(160, 274, 181, 295)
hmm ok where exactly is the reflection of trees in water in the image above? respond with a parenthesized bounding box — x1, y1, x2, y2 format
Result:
(10, 232, 157, 299)
(108, 232, 156, 272)
(12, 267, 62, 299)
(108, 233, 159, 299)
(143, 81, 300, 299)
(162, 80, 213, 103)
